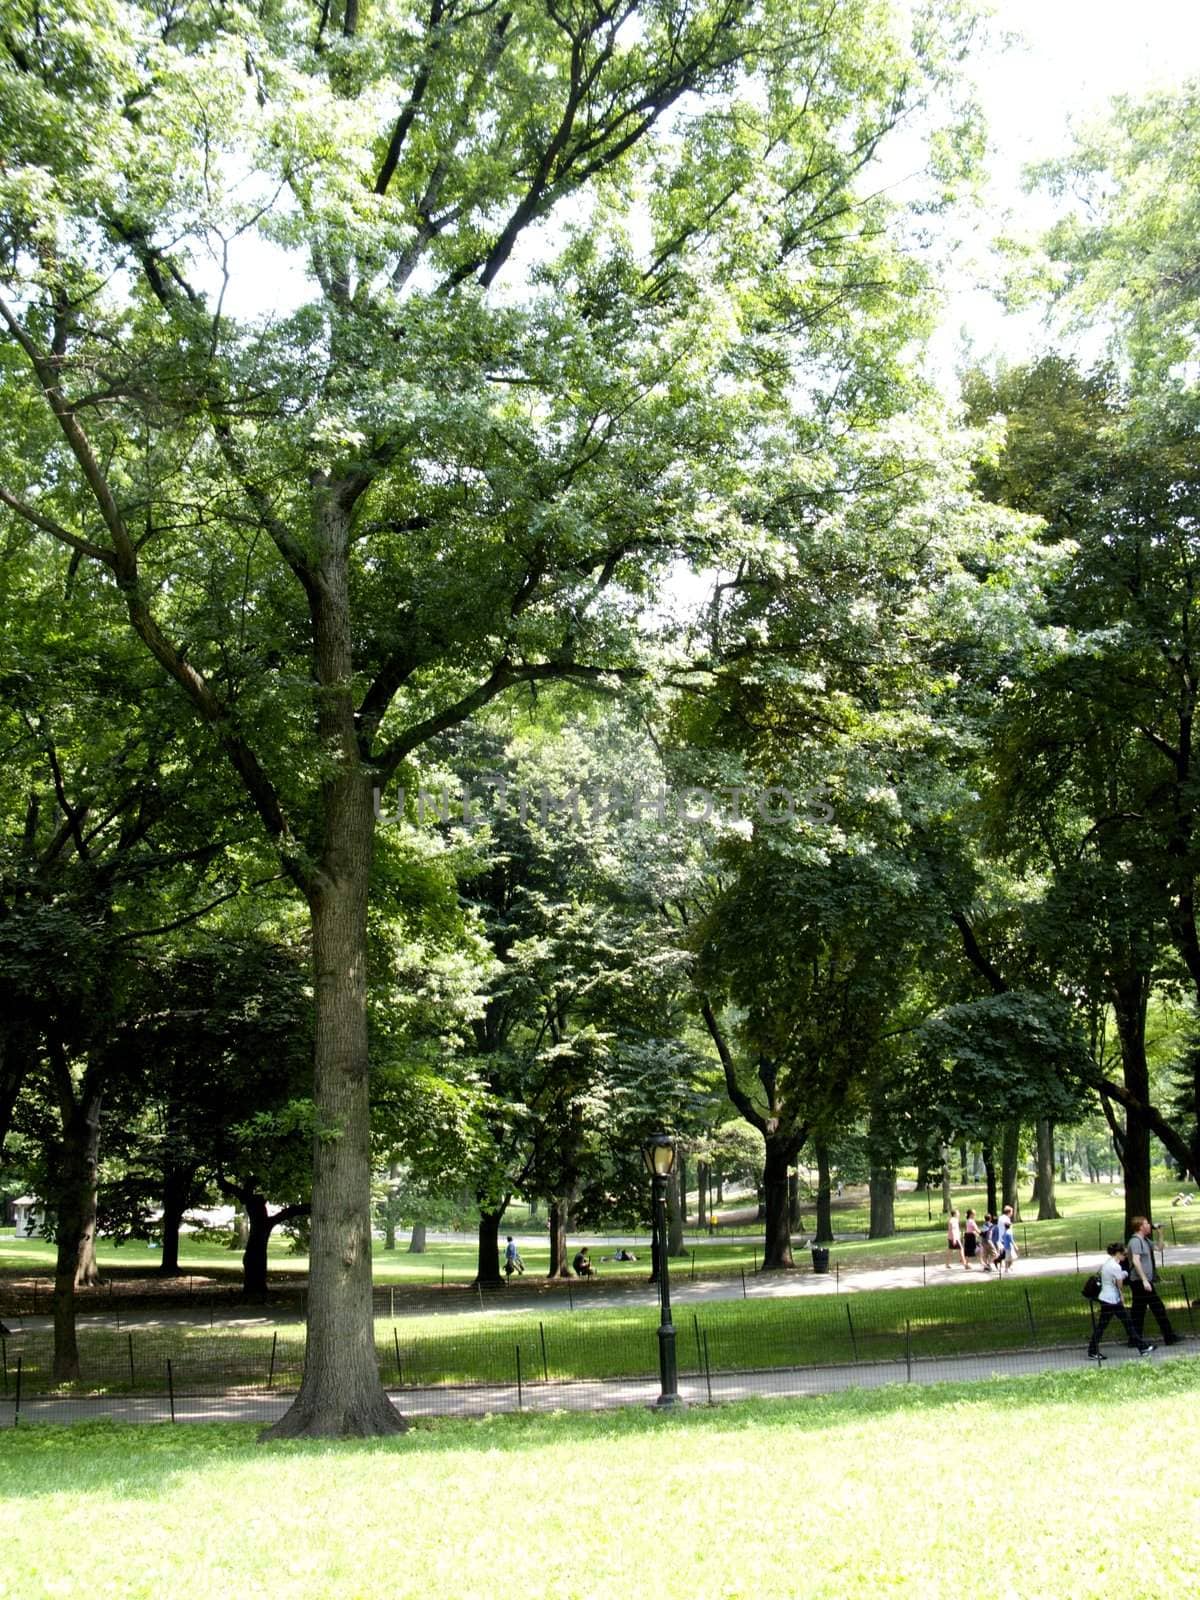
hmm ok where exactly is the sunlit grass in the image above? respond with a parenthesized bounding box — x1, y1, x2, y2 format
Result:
(2, 1359, 1197, 1600)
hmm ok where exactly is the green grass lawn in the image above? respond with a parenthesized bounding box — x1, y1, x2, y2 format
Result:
(4, 1181, 1197, 1298)
(6, 1268, 1195, 1396)
(2, 1359, 1198, 1600)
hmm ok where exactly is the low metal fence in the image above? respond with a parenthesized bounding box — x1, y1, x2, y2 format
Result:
(2, 1270, 1193, 1427)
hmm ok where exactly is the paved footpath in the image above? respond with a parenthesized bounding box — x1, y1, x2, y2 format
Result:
(2, 1338, 1195, 1429)
(6, 1242, 1200, 1335)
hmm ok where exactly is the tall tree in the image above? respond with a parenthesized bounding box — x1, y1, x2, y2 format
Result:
(0, 0, 981, 1433)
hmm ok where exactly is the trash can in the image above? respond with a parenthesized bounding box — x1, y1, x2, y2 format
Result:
(811, 1246, 830, 1274)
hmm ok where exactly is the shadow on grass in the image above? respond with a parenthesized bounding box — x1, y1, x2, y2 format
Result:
(1, 1354, 1196, 1505)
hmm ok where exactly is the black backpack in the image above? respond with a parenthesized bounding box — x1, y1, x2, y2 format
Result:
(1082, 1273, 1102, 1302)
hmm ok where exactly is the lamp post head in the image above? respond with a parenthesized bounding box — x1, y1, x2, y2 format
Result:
(642, 1134, 676, 1179)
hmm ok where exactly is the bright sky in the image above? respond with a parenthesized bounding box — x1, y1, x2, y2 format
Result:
(931, 0, 1200, 382)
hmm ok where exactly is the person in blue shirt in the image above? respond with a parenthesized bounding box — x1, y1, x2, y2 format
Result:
(504, 1236, 524, 1277)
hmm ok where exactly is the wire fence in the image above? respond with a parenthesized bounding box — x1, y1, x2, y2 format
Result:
(2, 1270, 1194, 1427)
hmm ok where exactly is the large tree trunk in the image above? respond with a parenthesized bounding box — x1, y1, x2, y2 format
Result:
(666, 1169, 686, 1255)
(696, 1160, 708, 1227)
(761, 1133, 804, 1269)
(959, 1143, 969, 1185)
(407, 1221, 426, 1254)
(815, 1140, 833, 1243)
(982, 1145, 998, 1216)
(788, 1168, 801, 1230)
(547, 1199, 569, 1276)
(1113, 979, 1154, 1235)
(868, 1164, 895, 1238)
(678, 1155, 688, 1224)
(51, 1088, 103, 1381)
(243, 1193, 273, 1302)
(475, 1207, 504, 1287)
(1033, 1118, 1061, 1220)
(1001, 1121, 1022, 1219)
(940, 1142, 952, 1218)
(158, 1161, 193, 1276)
(262, 752, 403, 1438)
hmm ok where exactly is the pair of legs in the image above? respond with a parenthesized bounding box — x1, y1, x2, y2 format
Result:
(1130, 1280, 1178, 1343)
(1088, 1300, 1151, 1357)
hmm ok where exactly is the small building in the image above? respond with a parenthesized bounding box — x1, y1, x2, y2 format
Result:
(11, 1196, 45, 1238)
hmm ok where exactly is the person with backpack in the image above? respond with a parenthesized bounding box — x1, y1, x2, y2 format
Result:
(1086, 1243, 1155, 1361)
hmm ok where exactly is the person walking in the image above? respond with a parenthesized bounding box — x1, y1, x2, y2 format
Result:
(946, 1208, 966, 1268)
(980, 1212, 998, 1272)
(1087, 1243, 1155, 1360)
(504, 1236, 525, 1278)
(999, 1205, 1018, 1273)
(1125, 1216, 1180, 1345)
(963, 1208, 980, 1267)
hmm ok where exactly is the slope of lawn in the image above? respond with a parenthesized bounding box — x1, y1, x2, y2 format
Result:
(2, 1358, 1198, 1600)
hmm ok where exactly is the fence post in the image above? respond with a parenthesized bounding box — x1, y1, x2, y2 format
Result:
(268, 1331, 278, 1389)
(702, 1329, 713, 1404)
(693, 1313, 702, 1374)
(31, 1278, 37, 1317)
(167, 1359, 175, 1423)
(441, 1263, 445, 1289)
(515, 1345, 523, 1411)
(690, 1250, 695, 1281)
(835, 1260, 840, 1293)
(1170, 1216, 1178, 1247)
(1022, 1225, 1028, 1256)
(14, 1355, 21, 1425)
(1074, 1241, 1079, 1272)
(844, 1302, 859, 1363)
(741, 1267, 747, 1300)
(1180, 1273, 1196, 1334)
(393, 1327, 403, 1385)
(753, 1249, 758, 1274)
(1023, 1288, 1037, 1344)
(539, 1322, 549, 1382)
(1098, 1222, 1103, 1251)
(921, 1254, 926, 1287)
(127, 1332, 135, 1386)
(904, 1320, 912, 1383)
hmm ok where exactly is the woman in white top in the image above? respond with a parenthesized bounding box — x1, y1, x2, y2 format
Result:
(1087, 1244, 1155, 1360)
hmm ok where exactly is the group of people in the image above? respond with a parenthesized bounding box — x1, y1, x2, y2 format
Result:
(1087, 1215, 1182, 1359)
(504, 1236, 616, 1279)
(946, 1205, 1017, 1272)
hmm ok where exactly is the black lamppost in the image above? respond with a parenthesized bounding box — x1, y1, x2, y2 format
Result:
(643, 1132, 682, 1409)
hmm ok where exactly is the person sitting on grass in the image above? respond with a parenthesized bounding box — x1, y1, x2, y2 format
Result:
(1087, 1243, 1155, 1361)
(572, 1247, 596, 1278)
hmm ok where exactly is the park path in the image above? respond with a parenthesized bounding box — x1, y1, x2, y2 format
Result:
(2, 1337, 1194, 1429)
(5, 1241, 1199, 1335)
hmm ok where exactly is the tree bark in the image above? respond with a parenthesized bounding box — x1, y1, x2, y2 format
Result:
(243, 1193, 273, 1302)
(51, 1087, 103, 1381)
(1001, 1120, 1022, 1219)
(407, 1221, 426, 1254)
(678, 1155, 688, 1224)
(1113, 979, 1154, 1235)
(982, 1145, 998, 1216)
(815, 1141, 833, 1243)
(788, 1168, 801, 1230)
(1034, 1118, 1061, 1219)
(761, 1133, 804, 1268)
(940, 1142, 952, 1218)
(666, 1168, 686, 1255)
(959, 1143, 968, 1185)
(547, 1199, 569, 1276)
(475, 1207, 504, 1287)
(868, 1163, 895, 1238)
(262, 749, 403, 1437)
(157, 1161, 193, 1276)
